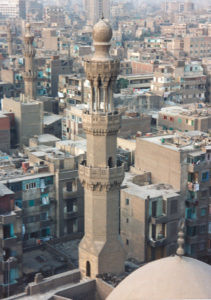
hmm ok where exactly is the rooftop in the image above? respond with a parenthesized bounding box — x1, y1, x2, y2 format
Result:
(139, 131, 210, 152)
(123, 172, 178, 199)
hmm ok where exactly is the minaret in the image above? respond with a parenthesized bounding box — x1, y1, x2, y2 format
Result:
(23, 23, 37, 100)
(79, 18, 125, 278)
(7, 25, 13, 56)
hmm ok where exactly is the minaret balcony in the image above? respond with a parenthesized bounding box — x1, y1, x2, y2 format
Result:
(82, 111, 121, 135)
(79, 162, 124, 189)
(24, 71, 37, 79)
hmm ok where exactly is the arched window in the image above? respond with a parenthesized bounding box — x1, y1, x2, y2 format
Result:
(108, 157, 113, 168)
(86, 261, 91, 277)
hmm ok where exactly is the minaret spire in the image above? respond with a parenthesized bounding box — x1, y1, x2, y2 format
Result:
(79, 19, 125, 278)
(23, 23, 37, 100)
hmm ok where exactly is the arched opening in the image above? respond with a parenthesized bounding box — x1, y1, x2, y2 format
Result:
(86, 261, 91, 277)
(108, 156, 113, 168)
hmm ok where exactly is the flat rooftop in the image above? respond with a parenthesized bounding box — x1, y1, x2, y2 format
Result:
(123, 172, 179, 199)
(139, 131, 210, 152)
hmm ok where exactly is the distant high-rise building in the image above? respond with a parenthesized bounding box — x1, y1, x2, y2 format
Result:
(0, 0, 26, 19)
(86, 0, 110, 25)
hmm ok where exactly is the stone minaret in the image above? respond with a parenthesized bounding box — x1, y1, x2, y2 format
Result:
(23, 23, 37, 100)
(79, 18, 125, 278)
(7, 25, 13, 56)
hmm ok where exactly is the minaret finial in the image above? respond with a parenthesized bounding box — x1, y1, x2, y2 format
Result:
(176, 219, 185, 257)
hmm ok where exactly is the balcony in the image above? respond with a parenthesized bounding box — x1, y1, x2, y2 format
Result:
(188, 163, 203, 173)
(79, 162, 124, 187)
(149, 237, 167, 248)
(0, 212, 16, 225)
(64, 211, 78, 220)
(0, 258, 17, 272)
(1, 236, 17, 248)
(188, 182, 199, 192)
(40, 219, 53, 227)
(150, 215, 167, 224)
(82, 112, 121, 134)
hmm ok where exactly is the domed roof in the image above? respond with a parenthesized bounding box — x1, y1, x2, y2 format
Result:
(107, 255, 211, 300)
(93, 18, 112, 44)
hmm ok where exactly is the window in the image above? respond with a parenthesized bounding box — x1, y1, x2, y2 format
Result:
(170, 117, 174, 122)
(163, 115, 167, 120)
(125, 198, 129, 205)
(41, 227, 50, 237)
(126, 239, 129, 245)
(29, 200, 35, 207)
(41, 194, 49, 205)
(201, 208, 206, 217)
(40, 212, 48, 221)
(199, 224, 206, 234)
(178, 118, 182, 124)
(209, 222, 211, 234)
(126, 218, 129, 223)
(15, 199, 22, 208)
(202, 171, 209, 182)
(187, 226, 197, 237)
(191, 120, 194, 126)
(25, 182, 36, 190)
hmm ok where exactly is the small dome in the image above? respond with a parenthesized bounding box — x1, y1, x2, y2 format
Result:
(26, 23, 31, 29)
(93, 18, 112, 44)
(107, 256, 211, 300)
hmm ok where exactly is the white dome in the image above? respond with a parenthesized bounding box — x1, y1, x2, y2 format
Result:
(107, 256, 211, 300)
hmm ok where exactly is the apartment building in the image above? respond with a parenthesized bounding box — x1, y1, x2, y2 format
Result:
(25, 143, 85, 238)
(121, 173, 180, 263)
(58, 74, 90, 106)
(184, 36, 211, 59)
(2, 95, 43, 147)
(151, 61, 206, 104)
(119, 74, 153, 90)
(1, 170, 56, 248)
(0, 183, 22, 298)
(44, 7, 65, 27)
(62, 105, 85, 140)
(135, 131, 211, 261)
(158, 104, 211, 132)
(0, 0, 26, 19)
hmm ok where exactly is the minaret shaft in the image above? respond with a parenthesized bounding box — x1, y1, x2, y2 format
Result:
(79, 19, 125, 279)
(23, 24, 37, 100)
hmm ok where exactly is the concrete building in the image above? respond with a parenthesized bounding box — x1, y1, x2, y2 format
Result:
(0, 112, 10, 152)
(78, 19, 125, 278)
(121, 173, 180, 262)
(44, 6, 65, 27)
(0, 183, 22, 298)
(184, 36, 211, 59)
(2, 96, 43, 147)
(135, 131, 211, 261)
(158, 104, 211, 133)
(151, 61, 206, 104)
(0, 0, 26, 19)
(86, 0, 110, 25)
